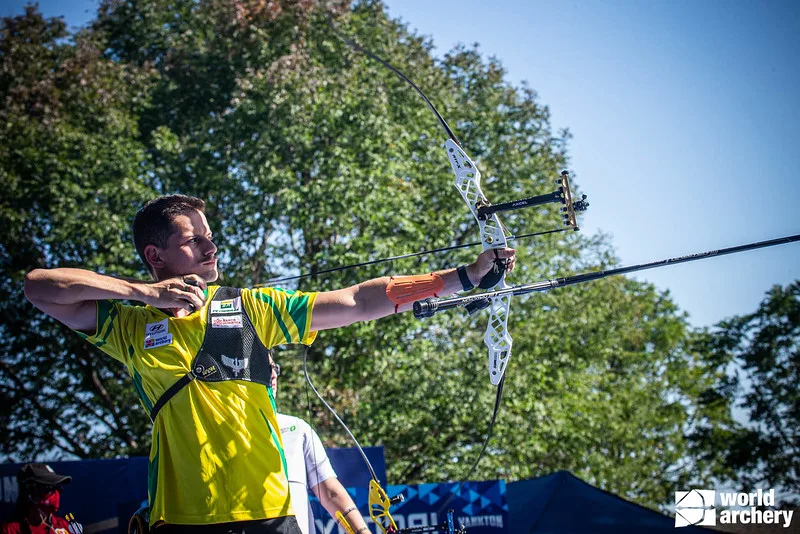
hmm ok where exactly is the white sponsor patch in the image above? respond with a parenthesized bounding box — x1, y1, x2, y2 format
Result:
(144, 319, 172, 349)
(145, 318, 169, 336)
(211, 297, 241, 314)
(211, 314, 243, 328)
(144, 333, 173, 350)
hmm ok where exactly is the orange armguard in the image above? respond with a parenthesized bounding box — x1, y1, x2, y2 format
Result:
(385, 273, 445, 306)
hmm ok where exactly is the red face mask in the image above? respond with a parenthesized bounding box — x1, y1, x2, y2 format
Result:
(31, 488, 60, 516)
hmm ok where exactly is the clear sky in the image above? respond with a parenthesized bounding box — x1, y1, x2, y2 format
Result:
(5, 0, 799, 329)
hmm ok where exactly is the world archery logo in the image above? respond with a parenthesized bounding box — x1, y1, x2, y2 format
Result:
(675, 489, 716, 527)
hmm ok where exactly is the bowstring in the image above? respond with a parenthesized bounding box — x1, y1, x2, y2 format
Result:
(303, 347, 379, 480)
(302, 345, 383, 532)
(300, 345, 329, 530)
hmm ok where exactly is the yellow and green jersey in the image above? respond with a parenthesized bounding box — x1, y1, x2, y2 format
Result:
(77, 285, 317, 526)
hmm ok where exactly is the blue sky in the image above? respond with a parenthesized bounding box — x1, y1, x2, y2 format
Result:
(5, 0, 799, 329)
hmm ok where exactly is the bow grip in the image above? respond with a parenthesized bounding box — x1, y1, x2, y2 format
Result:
(478, 257, 508, 289)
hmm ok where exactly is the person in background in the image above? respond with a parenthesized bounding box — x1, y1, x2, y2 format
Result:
(1, 463, 73, 534)
(270, 357, 369, 534)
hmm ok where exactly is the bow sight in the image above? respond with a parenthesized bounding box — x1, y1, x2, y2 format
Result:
(475, 170, 588, 230)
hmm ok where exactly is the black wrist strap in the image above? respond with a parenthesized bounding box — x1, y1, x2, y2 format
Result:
(457, 265, 474, 291)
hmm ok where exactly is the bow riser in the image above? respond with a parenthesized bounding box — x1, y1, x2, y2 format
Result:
(448, 141, 509, 260)
(485, 294, 513, 384)
(447, 139, 514, 385)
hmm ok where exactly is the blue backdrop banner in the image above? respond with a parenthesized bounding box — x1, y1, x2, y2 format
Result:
(310, 480, 508, 534)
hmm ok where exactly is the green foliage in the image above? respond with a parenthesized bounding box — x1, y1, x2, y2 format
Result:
(693, 282, 799, 504)
(0, 6, 157, 458)
(0, 0, 753, 511)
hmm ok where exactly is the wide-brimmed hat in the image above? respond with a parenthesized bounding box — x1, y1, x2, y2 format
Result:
(17, 463, 72, 486)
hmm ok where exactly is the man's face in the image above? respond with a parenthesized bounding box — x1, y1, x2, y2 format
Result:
(157, 210, 218, 281)
(269, 358, 279, 397)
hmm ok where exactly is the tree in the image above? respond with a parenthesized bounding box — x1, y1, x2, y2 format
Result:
(694, 282, 799, 504)
(0, 5, 156, 458)
(1, 0, 738, 511)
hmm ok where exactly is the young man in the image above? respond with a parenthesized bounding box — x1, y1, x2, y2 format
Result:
(24, 195, 515, 533)
(269, 357, 368, 534)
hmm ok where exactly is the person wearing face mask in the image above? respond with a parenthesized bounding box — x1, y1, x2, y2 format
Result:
(1, 463, 72, 534)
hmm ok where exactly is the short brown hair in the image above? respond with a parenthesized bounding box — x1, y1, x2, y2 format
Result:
(132, 194, 205, 274)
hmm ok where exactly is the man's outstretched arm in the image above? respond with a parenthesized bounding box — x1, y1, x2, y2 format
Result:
(312, 477, 369, 533)
(24, 268, 207, 331)
(310, 247, 516, 331)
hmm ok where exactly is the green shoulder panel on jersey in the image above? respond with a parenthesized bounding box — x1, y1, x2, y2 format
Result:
(254, 292, 292, 343)
(271, 288, 311, 339)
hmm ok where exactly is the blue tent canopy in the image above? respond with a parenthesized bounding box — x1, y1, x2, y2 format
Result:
(507, 471, 713, 533)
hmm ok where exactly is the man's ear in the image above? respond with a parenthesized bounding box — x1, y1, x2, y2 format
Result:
(143, 244, 166, 271)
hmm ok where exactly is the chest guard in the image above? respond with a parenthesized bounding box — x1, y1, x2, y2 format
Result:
(148, 287, 274, 422)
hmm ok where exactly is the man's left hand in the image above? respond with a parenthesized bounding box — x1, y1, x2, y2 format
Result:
(467, 247, 516, 286)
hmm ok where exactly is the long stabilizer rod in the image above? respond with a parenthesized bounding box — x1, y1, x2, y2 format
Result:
(414, 233, 800, 318)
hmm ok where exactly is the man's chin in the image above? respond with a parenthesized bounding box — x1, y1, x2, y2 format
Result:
(202, 267, 219, 283)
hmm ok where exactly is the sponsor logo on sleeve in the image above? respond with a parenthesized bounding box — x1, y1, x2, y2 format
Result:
(144, 319, 173, 350)
(145, 319, 168, 336)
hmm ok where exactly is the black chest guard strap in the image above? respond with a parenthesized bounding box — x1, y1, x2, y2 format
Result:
(148, 287, 274, 422)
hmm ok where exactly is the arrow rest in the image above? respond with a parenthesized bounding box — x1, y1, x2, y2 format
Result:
(465, 297, 491, 315)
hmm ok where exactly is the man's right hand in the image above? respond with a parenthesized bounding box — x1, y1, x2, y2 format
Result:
(24, 268, 210, 333)
(141, 274, 207, 313)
